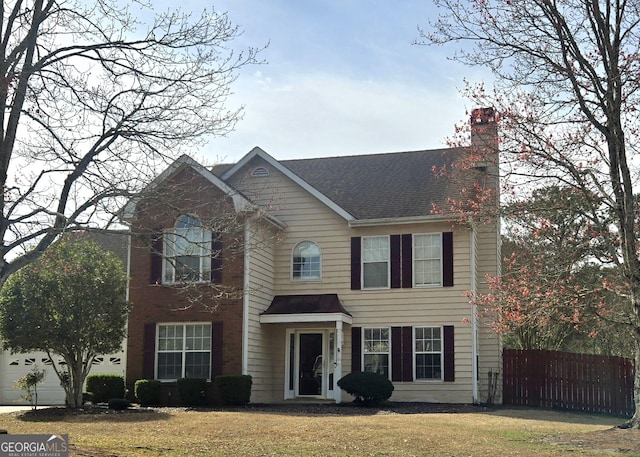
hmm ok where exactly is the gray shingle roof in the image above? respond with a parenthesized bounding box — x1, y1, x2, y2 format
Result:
(280, 148, 475, 220)
(213, 147, 482, 221)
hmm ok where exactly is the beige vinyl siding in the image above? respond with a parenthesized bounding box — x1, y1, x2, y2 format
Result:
(230, 156, 501, 404)
(244, 219, 279, 403)
(475, 221, 502, 403)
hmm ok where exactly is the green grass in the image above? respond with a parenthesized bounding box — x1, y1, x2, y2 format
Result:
(0, 406, 629, 457)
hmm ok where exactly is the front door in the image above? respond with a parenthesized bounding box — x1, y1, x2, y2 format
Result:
(298, 333, 323, 395)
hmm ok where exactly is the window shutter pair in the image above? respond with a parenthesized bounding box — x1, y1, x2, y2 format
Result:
(149, 231, 222, 284)
(142, 321, 224, 379)
(350, 233, 454, 290)
(350, 325, 455, 382)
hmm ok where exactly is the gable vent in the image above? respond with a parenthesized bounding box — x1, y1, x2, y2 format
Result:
(252, 166, 270, 177)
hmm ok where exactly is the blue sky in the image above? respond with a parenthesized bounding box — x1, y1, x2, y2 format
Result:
(160, 1, 487, 164)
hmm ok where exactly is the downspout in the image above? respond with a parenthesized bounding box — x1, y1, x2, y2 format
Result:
(242, 220, 251, 376)
(469, 221, 479, 404)
(124, 232, 131, 383)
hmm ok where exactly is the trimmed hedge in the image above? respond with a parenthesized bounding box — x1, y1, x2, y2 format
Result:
(337, 371, 394, 405)
(177, 378, 207, 407)
(215, 375, 252, 406)
(86, 374, 125, 403)
(134, 379, 162, 406)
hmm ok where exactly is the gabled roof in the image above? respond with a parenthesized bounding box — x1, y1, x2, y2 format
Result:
(221, 147, 356, 221)
(217, 146, 479, 223)
(121, 154, 285, 228)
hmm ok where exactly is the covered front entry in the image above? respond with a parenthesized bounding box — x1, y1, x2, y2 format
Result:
(259, 294, 352, 403)
(286, 329, 336, 398)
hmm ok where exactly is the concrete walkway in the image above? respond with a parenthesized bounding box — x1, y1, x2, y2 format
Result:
(0, 406, 43, 414)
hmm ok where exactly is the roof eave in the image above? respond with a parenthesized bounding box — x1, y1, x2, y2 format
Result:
(348, 214, 467, 227)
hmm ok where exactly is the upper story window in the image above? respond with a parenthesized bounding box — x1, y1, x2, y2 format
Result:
(164, 215, 211, 284)
(292, 241, 321, 280)
(362, 235, 389, 289)
(413, 233, 442, 287)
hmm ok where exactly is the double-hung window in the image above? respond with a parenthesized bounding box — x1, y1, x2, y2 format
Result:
(164, 215, 211, 284)
(157, 323, 212, 380)
(292, 241, 321, 280)
(362, 236, 389, 289)
(414, 327, 442, 380)
(363, 327, 390, 378)
(413, 233, 442, 287)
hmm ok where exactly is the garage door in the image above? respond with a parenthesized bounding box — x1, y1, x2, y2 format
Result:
(0, 349, 126, 405)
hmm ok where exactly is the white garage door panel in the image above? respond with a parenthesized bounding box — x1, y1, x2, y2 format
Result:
(1, 350, 126, 405)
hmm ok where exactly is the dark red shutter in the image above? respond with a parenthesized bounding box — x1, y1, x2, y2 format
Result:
(392, 327, 414, 382)
(443, 325, 455, 382)
(211, 321, 224, 378)
(401, 326, 413, 382)
(150, 232, 163, 284)
(390, 235, 401, 289)
(442, 232, 454, 287)
(401, 234, 413, 288)
(142, 323, 156, 379)
(351, 326, 362, 373)
(211, 232, 223, 283)
(391, 327, 402, 382)
(392, 326, 414, 382)
(350, 237, 361, 290)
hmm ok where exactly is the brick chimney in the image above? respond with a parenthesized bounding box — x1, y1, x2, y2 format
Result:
(470, 107, 497, 150)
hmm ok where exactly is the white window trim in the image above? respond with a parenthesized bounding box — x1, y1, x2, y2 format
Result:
(361, 235, 391, 290)
(162, 215, 212, 285)
(361, 326, 392, 380)
(290, 240, 322, 282)
(413, 232, 443, 288)
(413, 326, 444, 382)
(156, 322, 212, 381)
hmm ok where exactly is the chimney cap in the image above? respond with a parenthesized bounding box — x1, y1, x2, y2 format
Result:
(471, 107, 496, 125)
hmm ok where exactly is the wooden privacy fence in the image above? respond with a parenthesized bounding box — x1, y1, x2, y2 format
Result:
(503, 349, 635, 417)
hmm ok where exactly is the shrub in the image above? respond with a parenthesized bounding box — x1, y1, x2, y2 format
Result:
(134, 379, 162, 406)
(215, 375, 252, 406)
(86, 374, 125, 403)
(337, 371, 394, 405)
(108, 398, 131, 410)
(177, 378, 207, 407)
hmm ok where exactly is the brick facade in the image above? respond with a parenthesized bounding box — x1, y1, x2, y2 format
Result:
(126, 166, 245, 400)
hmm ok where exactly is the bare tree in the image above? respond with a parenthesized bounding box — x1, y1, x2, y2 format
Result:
(0, 0, 263, 287)
(422, 0, 640, 426)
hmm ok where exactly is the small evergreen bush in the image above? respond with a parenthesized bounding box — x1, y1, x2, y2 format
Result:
(177, 378, 207, 407)
(215, 375, 252, 406)
(86, 374, 125, 403)
(134, 379, 162, 406)
(108, 398, 131, 410)
(337, 371, 394, 405)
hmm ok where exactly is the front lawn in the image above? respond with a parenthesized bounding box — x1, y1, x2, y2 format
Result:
(0, 404, 630, 456)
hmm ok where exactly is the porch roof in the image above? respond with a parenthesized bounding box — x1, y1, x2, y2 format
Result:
(259, 294, 352, 324)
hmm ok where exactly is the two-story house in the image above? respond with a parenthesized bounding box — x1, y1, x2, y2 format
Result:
(123, 108, 501, 404)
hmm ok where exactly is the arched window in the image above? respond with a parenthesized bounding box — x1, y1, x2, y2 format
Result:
(164, 215, 211, 283)
(292, 241, 321, 280)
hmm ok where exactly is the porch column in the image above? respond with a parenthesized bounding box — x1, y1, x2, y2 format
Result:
(334, 320, 343, 403)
